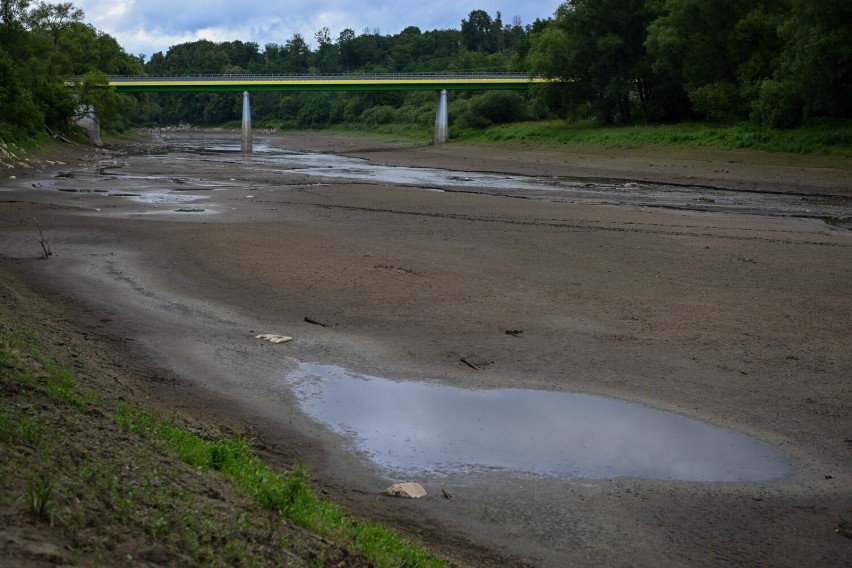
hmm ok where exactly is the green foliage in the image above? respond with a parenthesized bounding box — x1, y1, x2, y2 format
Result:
(5, 1, 848, 139)
(115, 403, 447, 567)
(452, 91, 531, 129)
(27, 473, 56, 523)
(362, 104, 396, 126)
(461, 10, 495, 53)
(2, 304, 447, 565)
(772, 0, 852, 120)
(0, 404, 46, 447)
(0, 320, 85, 406)
(525, 0, 849, 128)
(750, 78, 800, 128)
(527, 0, 665, 125)
(76, 70, 131, 131)
(461, 119, 852, 155)
(689, 82, 743, 121)
(0, 1, 143, 144)
(141, 12, 523, 129)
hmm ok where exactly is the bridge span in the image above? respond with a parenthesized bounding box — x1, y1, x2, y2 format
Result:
(94, 73, 545, 148)
(104, 73, 540, 93)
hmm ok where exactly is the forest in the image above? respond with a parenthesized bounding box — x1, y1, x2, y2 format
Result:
(1, 0, 850, 145)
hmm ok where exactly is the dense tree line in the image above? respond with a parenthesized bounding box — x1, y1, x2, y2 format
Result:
(528, 0, 852, 127)
(0, 0, 142, 141)
(2, 1, 850, 146)
(144, 1, 851, 131)
(140, 11, 539, 130)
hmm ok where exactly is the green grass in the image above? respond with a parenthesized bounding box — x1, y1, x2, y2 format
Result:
(0, 319, 101, 409)
(116, 403, 446, 568)
(26, 474, 56, 523)
(457, 119, 852, 156)
(0, 304, 446, 567)
(231, 118, 434, 145)
(326, 122, 433, 143)
(0, 403, 46, 447)
(211, 115, 852, 155)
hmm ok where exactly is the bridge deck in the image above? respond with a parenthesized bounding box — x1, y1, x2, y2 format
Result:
(80, 73, 544, 92)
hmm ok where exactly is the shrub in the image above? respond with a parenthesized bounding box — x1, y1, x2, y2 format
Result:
(751, 79, 801, 129)
(689, 82, 743, 121)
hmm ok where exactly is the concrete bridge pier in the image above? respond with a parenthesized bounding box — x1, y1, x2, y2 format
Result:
(241, 91, 252, 153)
(434, 89, 448, 145)
(74, 104, 103, 147)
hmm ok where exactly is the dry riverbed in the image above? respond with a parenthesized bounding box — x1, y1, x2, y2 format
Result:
(1, 129, 850, 567)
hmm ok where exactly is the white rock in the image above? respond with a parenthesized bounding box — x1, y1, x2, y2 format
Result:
(384, 482, 427, 499)
(255, 333, 293, 344)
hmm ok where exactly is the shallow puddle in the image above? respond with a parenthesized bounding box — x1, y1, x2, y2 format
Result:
(285, 362, 792, 482)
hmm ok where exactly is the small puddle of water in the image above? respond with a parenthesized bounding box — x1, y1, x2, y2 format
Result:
(286, 363, 791, 482)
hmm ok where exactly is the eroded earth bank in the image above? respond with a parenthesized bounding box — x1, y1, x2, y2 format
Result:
(1, 130, 850, 567)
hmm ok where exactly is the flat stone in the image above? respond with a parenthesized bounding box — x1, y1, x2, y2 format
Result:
(255, 333, 293, 344)
(384, 482, 427, 499)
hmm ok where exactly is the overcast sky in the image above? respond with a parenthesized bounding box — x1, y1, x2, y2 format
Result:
(71, 0, 561, 60)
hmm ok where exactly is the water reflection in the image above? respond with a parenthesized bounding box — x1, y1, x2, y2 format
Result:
(285, 362, 791, 482)
(42, 136, 847, 228)
(208, 139, 852, 225)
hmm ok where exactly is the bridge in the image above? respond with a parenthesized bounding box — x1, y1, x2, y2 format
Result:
(80, 73, 545, 148)
(103, 73, 539, 93)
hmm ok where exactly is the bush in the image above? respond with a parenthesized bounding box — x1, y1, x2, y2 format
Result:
(451, 92, 530, 130)
(361, 104, 396, 126)
(470, 91, 530, 125)
(751, 79, 801, 129)
(689, 82, 743, 121)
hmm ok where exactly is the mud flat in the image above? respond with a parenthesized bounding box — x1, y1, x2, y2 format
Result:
(1, 130, 850, 567)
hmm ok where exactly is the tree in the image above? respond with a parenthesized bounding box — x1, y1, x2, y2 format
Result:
(0, 1, 142, 139)
(646, 0, 788, 121)
(284, 33, 310, 72)
(337, 28, 356, 70)
(26, 1, 83, 40)
(76, 70, 131, 130)
(461, 9, 493, 53)
(757, 0, 852, 125)
(0, 44, 43, 135)
(1, 0, 30, 38)
(491, 11, 504, 52)
(528, 0, 664, 124)
(313, 27, 336, 72)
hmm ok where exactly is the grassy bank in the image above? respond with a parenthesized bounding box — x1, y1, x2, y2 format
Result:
(454, 119, 852, 156)
(0, 277, 445, 567)
(245, 119, 434, 145)
(238, 118, 852, 156)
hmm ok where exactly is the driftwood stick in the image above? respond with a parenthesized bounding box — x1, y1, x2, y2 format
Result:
(33, 218, 52, 258)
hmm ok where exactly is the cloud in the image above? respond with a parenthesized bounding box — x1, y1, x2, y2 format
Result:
(73, 0, 561, 58)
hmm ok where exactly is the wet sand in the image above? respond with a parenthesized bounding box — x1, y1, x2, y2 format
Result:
(1, 130, 850, 567)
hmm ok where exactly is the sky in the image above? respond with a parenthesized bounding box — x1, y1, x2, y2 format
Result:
(71, 0, 562, 60)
